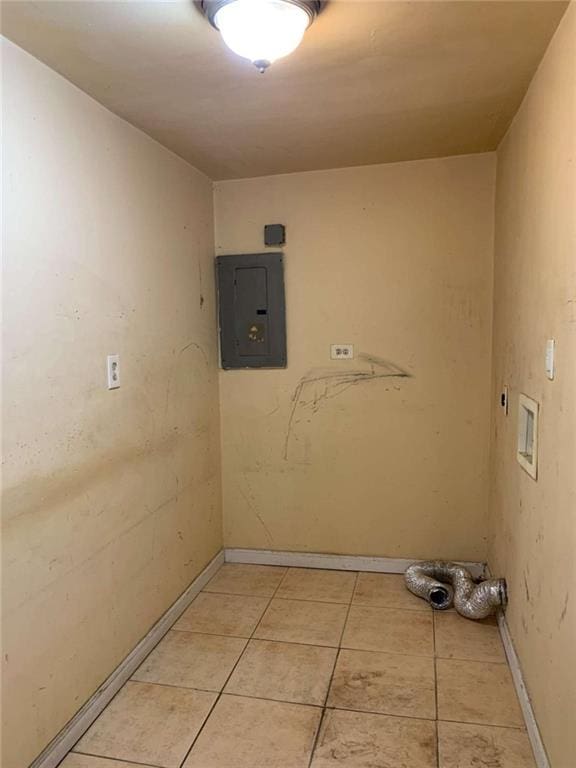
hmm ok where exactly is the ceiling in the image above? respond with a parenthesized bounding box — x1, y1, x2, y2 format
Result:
(2, 1, 568, 180)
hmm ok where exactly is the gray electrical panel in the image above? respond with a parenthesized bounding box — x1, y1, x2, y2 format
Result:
(216, 252, 287, 369)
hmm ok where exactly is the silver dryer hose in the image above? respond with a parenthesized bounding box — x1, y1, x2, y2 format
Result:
(404, 560, 507, 619)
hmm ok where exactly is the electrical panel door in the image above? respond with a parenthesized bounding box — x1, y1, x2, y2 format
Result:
(217, 252, 287, 369)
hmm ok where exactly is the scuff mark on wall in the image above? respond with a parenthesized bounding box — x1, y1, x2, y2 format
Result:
(164, 340, 209, 418)
(266, 396, 281, 418)
(237, 483, 274, 545)
(283, 355, 412, 460)
(3, 432, 183, 526)
(559, 593, 569, 625)
(198, 260, 205, 309)
(523, 572, 531, 603)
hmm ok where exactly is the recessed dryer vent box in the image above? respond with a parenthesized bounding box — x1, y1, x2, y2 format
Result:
(216, 252, 287, 369)
(517, 393, 539, 479)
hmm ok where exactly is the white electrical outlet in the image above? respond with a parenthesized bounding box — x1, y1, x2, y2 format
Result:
(545, 339, 555, 380)
(107, 354, 120, 389)
(330, 344, 354, 360)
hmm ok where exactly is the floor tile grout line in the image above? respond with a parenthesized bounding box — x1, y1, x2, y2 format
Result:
(176, 565, 286, 768)
(339, 644, 435, 658)
(306, 708, 327, 768)
(438, 719, 529, 731)
(435, 716, 527, 731)
(167, 625, 506, 665)
(167, 627, 251, 639)
(170, 630, 341, 651)
(169, 630, 503, 662)
(338, 571, 359, 646)
(170, 626, 441, 657)
(222, 691, 325, 709)
(204, 577, 434, 610)
(322, 704, 436, 722)
(125, 679, 240, 695)
(72, 748, 166, 768)
(352, 603, 432, 613)
(240, 636, 339, 650)
(71, 679, 529, 731)
(117, 667, 355, 712)
(250, 564, 294, 637)
(350, 570, 362, 604)
(306, 570, 360, 768)
(174, 684, 220, 768)
(435, 656, 507, 664)
(204, 586, 433, 609)
(176, 622, 344, 652)
(183, 695, 504, 726)
(203, 590, 354, 605)
(275, 565, 293, 593)
(434, 654, 511, 666)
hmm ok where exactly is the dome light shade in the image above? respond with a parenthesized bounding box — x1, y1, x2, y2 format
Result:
(202, 0, 321, 72)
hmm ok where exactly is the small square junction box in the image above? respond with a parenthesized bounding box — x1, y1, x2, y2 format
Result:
(264, 224, 285, 247)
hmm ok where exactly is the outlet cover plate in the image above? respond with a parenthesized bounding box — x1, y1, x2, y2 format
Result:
(331, 344, 354, 360)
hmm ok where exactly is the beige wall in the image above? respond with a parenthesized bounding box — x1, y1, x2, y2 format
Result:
(1, 40, 222, 768)
(488, 6, 576, 767)
(215, 154, 495, 561)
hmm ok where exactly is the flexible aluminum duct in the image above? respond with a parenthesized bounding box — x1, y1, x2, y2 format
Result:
(404, 561, 454, 610)
(404, 560, 507, 619)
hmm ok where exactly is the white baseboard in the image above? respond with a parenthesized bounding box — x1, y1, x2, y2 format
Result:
(224, 547, 486, 580)
(497, 612, 550, 768)
(30, 549, 225, 768)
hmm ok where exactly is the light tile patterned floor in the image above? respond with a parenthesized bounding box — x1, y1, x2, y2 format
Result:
(63, 564, 536, 768)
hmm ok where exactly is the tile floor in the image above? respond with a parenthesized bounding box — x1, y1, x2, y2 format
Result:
(62, 564, 536, 768)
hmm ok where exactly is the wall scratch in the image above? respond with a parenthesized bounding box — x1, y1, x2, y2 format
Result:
(198, 259, 205, 309)
(238, 484, 274, 545)
(283, 354, 412, 460)
(559, 592, 569, 625)
(164, 341, 208, 418)
(523, 573, 531, 603)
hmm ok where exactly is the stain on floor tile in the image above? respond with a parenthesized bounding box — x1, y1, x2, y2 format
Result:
(311, 708, 437, 767)
(438, 720, 537, 767)
(327, 648, 436, 719)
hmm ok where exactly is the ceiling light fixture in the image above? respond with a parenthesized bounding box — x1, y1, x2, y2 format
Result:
(201, 0, 322, 73)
